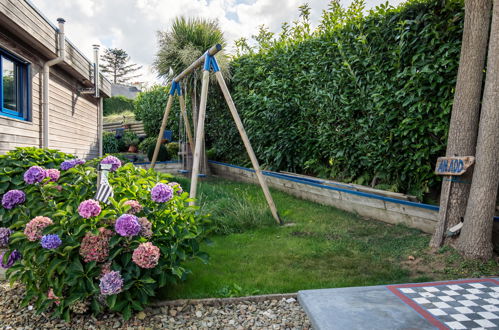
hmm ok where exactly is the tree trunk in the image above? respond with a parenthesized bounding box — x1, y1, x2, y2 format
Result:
(457, 0, 499, 260)
(430, 0, 492, 248)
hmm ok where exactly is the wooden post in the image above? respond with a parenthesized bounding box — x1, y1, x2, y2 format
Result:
(189, 70, 210, 204)
(215, 71, 282, 225)
(178, 94, 195, 155)
(151, 94, 174, 169)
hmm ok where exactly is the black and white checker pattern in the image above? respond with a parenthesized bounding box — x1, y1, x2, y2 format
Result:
(398, 282, 499, 329)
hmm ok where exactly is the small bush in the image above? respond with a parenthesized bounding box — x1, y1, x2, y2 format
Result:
(103, 132, 120, 154)
(147, 144, 169, 162)
(167, 142, 179, 160)
(104, 96, 135, 116)
(0, 148, 209, 321)
(138, 137, 157, 154)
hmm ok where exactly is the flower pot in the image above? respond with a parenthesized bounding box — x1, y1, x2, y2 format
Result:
(128, 145, 138, 153)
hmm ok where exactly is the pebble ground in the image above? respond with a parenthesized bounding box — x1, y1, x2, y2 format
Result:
(0, 282, 311, 329)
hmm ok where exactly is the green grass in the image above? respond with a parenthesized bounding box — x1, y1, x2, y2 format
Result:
(159, 178, 499, 300)
(103, 110, 135, 124)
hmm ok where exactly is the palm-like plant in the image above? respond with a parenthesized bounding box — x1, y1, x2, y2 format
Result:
(154, 17, 229, 89)
(154, 17, 228, 172)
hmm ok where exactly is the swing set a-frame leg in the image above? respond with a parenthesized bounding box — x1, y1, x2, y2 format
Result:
(189, 70, 210, 203)
(151, 94, 174, 169)
(214, 71, 282, 225)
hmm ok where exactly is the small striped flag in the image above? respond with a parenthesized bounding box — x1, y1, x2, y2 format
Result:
(95, 164, 113, 204)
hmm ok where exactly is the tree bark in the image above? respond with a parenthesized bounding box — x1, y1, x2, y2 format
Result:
(457, 0, 499, 260)
(430, 0, 492, 248)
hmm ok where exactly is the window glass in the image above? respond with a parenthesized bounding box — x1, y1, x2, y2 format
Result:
(2, 57, 18, 112)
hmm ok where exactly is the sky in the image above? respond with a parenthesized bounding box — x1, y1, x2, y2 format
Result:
(31, 0, 404, 86)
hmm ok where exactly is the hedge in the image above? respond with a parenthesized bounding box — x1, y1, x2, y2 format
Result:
(206, 0, 464, 198)
(103, 96, 135, 116)
(134, 86, 180, 140)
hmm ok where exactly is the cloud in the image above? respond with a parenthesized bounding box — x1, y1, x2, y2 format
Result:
(30, 0, 404, 85)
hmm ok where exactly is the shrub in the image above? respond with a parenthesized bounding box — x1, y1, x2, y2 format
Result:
(103, 96, 135, 116)
(138, 137, 157, 154)
(134, 85, 180, 138)
(147, 144, 169, 162)
(103, 132, 120, 154)
(0, 148, 73, 201)
(0, 148, 209, 321)
(166, 142, 179, 160)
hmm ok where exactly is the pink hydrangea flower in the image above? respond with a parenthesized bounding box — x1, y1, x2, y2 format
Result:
(124, 200, 143, 214)
(78, 199, 101, 218)
(46, 169, 61, 182)
(48, 288, 61, 305)
(24, 216, 53, 241)
(132, 242, 160, 269)
(79, 228, 112, 263)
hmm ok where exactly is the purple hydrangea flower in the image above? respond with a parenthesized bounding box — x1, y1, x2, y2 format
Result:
(99, 270, 123, 296)
(78, 199, 101, 218)
(168, 182, 183, 195)
(151, 183, 173, 203)
(100, 156, 121, 172)
(46, 169, 60, 182)
(1, 190, 25, 209)
(0, 250, 21, 269)
(0, 228, 12, 248)
(41, 234, 62, 249)
(23, 166, 47, 184)
(114, 214, 141, 237)
(60, 159, 85, 171)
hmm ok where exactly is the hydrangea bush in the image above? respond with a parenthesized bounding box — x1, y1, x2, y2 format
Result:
(0, 148, 209, 321)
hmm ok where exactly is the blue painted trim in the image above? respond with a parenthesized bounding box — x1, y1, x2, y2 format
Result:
(169, 81, 182, 96)
(208, 160, 499, 222)
(203, 53, 220, 72)
(0, 48, 30, 121)
(133, 160, 180, 165)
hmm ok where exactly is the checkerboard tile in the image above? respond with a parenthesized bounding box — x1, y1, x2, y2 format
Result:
(389, 280, 499, 330)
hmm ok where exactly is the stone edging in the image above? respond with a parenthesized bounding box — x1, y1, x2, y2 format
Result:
(150, 293, 297, 308)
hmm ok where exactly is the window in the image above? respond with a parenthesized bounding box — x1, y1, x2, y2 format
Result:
(0, 49, 30, 121)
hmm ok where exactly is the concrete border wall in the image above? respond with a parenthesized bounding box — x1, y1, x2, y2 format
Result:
(134, 161, 182, 173)
(208, 161, 439, 233)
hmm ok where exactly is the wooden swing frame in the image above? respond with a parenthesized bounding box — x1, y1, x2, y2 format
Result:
(150, 44, 282, 225)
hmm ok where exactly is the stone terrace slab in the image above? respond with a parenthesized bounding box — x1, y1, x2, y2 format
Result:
(298, 279, 499, 330)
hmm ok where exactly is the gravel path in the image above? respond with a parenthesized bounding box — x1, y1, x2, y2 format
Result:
(0, 282, 311, 329)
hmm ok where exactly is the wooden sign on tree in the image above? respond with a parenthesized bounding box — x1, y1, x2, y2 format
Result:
(435, 156, 475, 176)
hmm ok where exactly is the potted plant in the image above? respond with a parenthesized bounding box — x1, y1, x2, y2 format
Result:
(122, 131, 140, 153)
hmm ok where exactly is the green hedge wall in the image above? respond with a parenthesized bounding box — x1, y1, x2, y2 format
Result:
(103, 96, 135, 116)
(207, 0, 464, 197)
(134, 85, 180, 140)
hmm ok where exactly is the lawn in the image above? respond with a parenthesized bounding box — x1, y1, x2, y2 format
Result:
(159, 178, 499, 300)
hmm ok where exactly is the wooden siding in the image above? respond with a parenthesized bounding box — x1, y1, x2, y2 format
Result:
(0, 0, 111, 96)
(0, 28, 100, 159)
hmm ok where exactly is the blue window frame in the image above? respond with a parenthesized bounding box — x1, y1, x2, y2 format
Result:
(0, 48, 30, 121)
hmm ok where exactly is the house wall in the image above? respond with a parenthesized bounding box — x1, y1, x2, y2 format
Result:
(0, 28, 100, 159)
